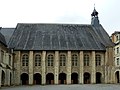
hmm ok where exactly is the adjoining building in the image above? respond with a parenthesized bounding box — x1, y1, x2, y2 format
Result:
(0, 28, 14, 87)
(111, 31, 120, 83)
(0, 8, 116, 86)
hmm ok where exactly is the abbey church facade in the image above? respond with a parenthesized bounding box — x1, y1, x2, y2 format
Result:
(0, 8, 119, 87)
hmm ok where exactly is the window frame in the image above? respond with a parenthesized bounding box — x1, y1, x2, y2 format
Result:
(9, 55, 11, 66)
(117, 58, 119, 66)
(22, 54, 29, 66)
(1, 50, 4, 62)
(60, 54, 66, 66)
(84, 54, 89, 66)
(95, 54, 101, 66)
(117, 47, 119, 54)
(47, 54, 54, 66)
(72, 54, 78, 66)
(34, 54, 41, 66)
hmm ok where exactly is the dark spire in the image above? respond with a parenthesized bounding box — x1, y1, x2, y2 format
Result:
(91, 6, 98, 17)
(91, 5, 100, 26)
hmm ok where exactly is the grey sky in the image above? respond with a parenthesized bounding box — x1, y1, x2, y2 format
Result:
(0, 0, 119, 35)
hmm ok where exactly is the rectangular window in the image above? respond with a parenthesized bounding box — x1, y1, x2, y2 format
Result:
(117, 58, 119, 65)
(1, 50, 4, 62)
(48, 60, 50, 66)
(116, 35, 119, 42)
(63, 60, 66, 66)
(26, 61, 28, 66)
(60, 61, 62, 66)
(84, 55, 89, 66)
(117, 47, 119, 54)
(9, 55, 11, 66)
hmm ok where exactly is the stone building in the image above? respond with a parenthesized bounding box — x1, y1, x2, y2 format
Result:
(0, 29, 13, 87)
(0, 8, 116, 86)
(111, 31, 120, 83)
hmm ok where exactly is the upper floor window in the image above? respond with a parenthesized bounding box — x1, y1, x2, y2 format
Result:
(96, 54, 101, 66)
(72, 54, 78, 66)
(117, 58, 119, 65)
(60, 54, 66, 66)
(1, 50, 4, 62)
(116, 35, 119, 42)
(84, 54, 89, 66)
(35, 54, 41, 66)
(117, 47, 119, 54)
(9, 55, 11, 66)
(22, 54, 29, 66)
(47, 54, 54, 66)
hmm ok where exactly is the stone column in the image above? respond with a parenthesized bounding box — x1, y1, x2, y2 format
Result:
(0, 48, 1, 63)
(41, 51, 46, 85)
(79, 51, 84, 84)
(54, 51, 59, 84)
(105, 51, 108, 83)
(67, 51, 71, 84)
(119, 71, 120, 83)
(0, 48, 1, 87)
(6, 69, 10, 86)
(29, 51, 33, 85)
(5, 53, 10, 86)
(91, 51, 96, 84)
(0, 67, 1, 87)
(15, 51, 21, 85)
(112, 71, 115, 84)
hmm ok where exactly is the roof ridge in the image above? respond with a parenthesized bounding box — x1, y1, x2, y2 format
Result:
(17, 23, 91, 26)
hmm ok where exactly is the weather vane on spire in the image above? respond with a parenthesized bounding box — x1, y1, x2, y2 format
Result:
(94, 3, 95, 9)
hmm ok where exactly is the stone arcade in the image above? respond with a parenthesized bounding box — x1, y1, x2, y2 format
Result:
(0, 8, 118, 87)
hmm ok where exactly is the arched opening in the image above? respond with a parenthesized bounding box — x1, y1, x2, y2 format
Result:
(71, 73, 78, 84)
(59, 73, 66, 84)
(115, 71, 119, 83)
(84, 72, 91, 84)
(46, 73, 54, 84)
(96, 72, 102, 84)
(10, 72, 12, 85)
(34, 73, 41, 85)
(1, 70, 5, 86)
(21, 73, 29, 85)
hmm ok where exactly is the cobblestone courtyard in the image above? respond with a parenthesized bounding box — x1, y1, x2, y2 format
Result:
(1, 84, 120, 90)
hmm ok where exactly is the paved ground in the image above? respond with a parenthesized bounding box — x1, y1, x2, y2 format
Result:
(1, 84, 120, 90)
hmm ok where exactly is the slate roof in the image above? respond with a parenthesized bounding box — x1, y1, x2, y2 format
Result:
(0, 28, 7, 46)
(8, 23, 114, 51)
(0, 28, 15, 44)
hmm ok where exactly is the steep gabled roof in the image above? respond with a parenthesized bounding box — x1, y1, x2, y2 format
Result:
(0, 30, 7, 46)
(8, 23, 114, 50)
(0, 28, 15, 44)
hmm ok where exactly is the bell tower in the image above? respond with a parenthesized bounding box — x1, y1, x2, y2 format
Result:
(91, 6, 100, 26)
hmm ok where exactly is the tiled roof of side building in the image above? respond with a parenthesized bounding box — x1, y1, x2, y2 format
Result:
(0, 28, 7, 46)
(0, 28, 15, 44)
(8, 23, 114, 50)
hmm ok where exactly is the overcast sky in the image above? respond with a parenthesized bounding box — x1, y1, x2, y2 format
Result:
(0, 0, 120, 35)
